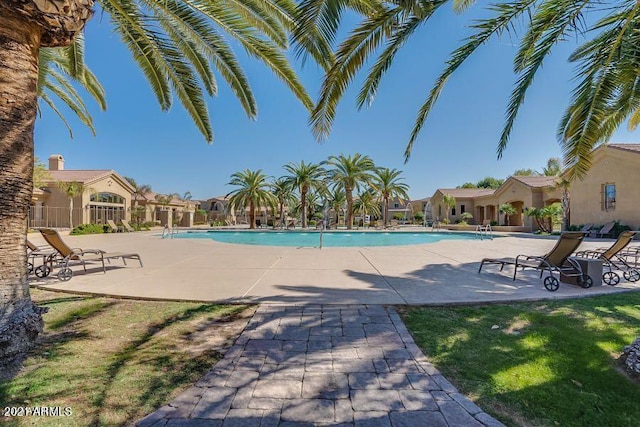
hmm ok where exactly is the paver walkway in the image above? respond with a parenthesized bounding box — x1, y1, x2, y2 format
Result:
(138, 305, 504, 426)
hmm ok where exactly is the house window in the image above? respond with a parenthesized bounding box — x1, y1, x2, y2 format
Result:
(394, 203, 400, 209)
(461, 205, 466, 214)
(90, 192, 124, 204)
(603, 183, 616, 211)
(451, 207, 456, 216)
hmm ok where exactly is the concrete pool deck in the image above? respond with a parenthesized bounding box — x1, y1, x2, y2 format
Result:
(27, 228, 640, 426)
(28, 228, 640, 304)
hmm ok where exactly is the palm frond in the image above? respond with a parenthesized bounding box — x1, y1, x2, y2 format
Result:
(38, 92, 76, 138)
(497, 0, 591, 158)
(559, 1, 640, 180)
(405, 0, 536, 161)
(311, 6, 399, 139)
(356, 15, 423, 109)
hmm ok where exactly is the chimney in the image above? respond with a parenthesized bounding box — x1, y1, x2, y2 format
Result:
(48, 154, 64, 171)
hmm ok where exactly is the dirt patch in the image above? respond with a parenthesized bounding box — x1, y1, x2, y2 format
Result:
(181, 306, 257, 356)
(503, 318, 531, 335)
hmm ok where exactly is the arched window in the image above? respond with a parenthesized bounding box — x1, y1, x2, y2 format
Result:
(89, 192, 126, 224)
(90, 193, 125, 204)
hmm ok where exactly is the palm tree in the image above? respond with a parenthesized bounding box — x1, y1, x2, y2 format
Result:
(327, 187, 346, 228)
(499, 203, 517, 226)
(38, 35, 106, 137)
(33, 157, 51, 189)
(56, 181, 91, 229)
(373, 168, 410, 227)
(1, 0, 313, 365)
(353, 188, 381, 227)
(324, 154, 375, 229)
(282, 161, 326, 228)
(271, 177, 296, 228)
(442, 194, 456, 224)
(226, 170, 277, 230)
(541, 157, 562, 177)
(327, 187, 347, 228)
(125, 177, 152, 226)
(293, 0, 638, 179)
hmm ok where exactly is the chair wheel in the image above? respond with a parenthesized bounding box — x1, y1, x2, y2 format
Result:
(34, 265, 51, 278)
(603, 271, 620, 286)
(27, 262, 33, 274)
(578, 275, 593, 289)
(544, 276, 560, 292)
(57, 268, 73, 282)
(623, 269, 640, 282)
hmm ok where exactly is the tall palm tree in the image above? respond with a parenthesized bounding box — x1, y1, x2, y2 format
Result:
(226, 170, 277, 229)
(271, 177, 296, 228)
(125, 177, 152, 226)
(373, 168, 410, 227)
(499, 203, 517, 226)
(56, 181, 90, 229)
(327, 187, 346, 228)
(541, 157, 562, 177)
(0, 0, 313, 365)
(293, 0, 639, 179)
(353, 188, 381, 227)
(324, 154, 375, 229)
(441, 193, 456, 224)
(282, 161, 326, 228)
(33, 157, 51, 189)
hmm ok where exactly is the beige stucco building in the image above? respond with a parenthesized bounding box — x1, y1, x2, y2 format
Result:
(430, 176, 562, 231)
(30, 154, 134, 228)
(567, 143, 640, 229)
(134, 191, 196, 227)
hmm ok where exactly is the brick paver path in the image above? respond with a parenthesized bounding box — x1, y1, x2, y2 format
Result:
(138, 305, 504, 426)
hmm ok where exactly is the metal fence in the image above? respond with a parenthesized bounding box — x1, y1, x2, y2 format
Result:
(28, 207, 80, 229)
(28, 206, 125, 229)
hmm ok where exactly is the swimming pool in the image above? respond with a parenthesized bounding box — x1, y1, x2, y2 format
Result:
(175, 230, 480, 247)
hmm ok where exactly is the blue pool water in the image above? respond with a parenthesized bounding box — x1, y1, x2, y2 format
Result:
(175, 230, 479, 247)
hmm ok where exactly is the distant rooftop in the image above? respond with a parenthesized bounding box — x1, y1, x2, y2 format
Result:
(47, 170, 114, 183)
(436, 188, 495, 198)
(608, 143, 640, 154)
(510, 175, 559, 188)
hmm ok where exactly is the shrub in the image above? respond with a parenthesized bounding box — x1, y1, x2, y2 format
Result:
(490, 220, 498, 227)
(312, 212, 324, 220)
(309, 220, 317, 226)
(393, 213, 405, 221)
(441, 218, 450, 225)
(414, 212, 424, 222)
(612, 221, 631, 238)
(70, 223, 108, 235)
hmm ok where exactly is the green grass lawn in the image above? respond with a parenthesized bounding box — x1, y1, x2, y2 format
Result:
(0, 289, 251, 426)
(401, 292, 640, 427)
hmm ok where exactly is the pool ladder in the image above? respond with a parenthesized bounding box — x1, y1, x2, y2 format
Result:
(475, 224, 493, 240)
(162, 224, 179, 239)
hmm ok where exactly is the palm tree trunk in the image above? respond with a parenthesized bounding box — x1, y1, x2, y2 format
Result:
(0, 12, 44, 374)
(249, 201, 255, 229)
(384, 195, 389, 227)
(0, 0, 93, 373)
(300, 189, 307, 228)
(69, 198, 74, 229)
(345, 188, 353, 230)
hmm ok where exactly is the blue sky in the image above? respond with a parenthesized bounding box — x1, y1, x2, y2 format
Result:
(34, 5, 637, 201)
